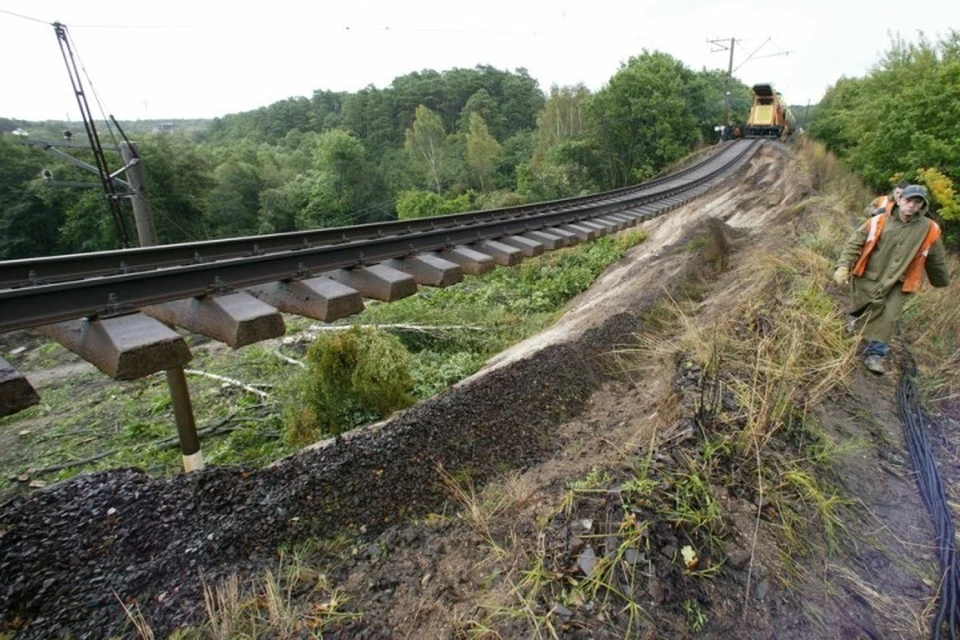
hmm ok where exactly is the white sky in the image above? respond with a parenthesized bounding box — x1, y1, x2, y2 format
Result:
(0, 1, 957, 122)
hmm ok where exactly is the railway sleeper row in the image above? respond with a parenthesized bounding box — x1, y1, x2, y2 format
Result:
(0, 211, 649, 417)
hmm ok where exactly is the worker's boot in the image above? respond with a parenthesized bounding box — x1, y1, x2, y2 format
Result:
(863, 354, 885, 375)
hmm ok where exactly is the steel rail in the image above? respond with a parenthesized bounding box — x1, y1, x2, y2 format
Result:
(0, 141, 747, 290)
(0, 140, 760, 334)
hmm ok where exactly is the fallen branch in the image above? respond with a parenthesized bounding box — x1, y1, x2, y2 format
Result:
(151, 411, 241, 450)
(307, 323, 485, 334)
(27, 449, 117, 475)
(184, 369, 270, 400)
(272, 350, 305, 368)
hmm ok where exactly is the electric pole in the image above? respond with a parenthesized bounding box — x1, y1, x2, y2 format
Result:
(708, 37, 736, 126)
(119, 142, 158, 246)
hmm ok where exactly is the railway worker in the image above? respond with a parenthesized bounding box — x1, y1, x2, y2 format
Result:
(865, 180, 909, 216)
(833, 184, 951, 374)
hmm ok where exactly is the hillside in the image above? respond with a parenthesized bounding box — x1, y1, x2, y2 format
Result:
(1, 142, 958, 639)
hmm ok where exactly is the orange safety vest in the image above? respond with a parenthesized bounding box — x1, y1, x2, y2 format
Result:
(852, 214, 942, 292)
(869, 195, 896, 216)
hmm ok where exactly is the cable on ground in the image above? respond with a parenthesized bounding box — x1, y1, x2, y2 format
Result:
(897, 330, 959, 640)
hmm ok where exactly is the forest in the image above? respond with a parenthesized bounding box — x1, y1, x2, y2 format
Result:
(810, 32, 960, 243)
(2, 32, 959, 261)
(0, 54, 752, 259)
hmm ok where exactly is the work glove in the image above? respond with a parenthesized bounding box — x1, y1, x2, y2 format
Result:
(833, 266, 850, 286)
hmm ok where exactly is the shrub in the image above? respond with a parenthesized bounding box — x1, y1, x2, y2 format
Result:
(283, 327, 414, 445)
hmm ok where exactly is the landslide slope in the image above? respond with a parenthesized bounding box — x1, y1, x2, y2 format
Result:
(0, 142, 953, 639)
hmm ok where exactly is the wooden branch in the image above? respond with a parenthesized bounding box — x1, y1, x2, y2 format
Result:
(184, 369, 270, 400)
(307, 323, 485, 334)
(272, 351, 305, 368)
(28, 449, 118, 475)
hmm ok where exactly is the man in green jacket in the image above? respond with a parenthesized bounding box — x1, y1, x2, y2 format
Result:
(834, 184, 951, 374)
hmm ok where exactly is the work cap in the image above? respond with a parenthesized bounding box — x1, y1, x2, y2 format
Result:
(900, 184, 929, 205)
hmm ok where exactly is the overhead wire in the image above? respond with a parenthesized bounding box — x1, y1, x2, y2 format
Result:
(0, 7, 48, 24)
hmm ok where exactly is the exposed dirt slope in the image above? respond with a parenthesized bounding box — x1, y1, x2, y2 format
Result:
(0, 143, 950, 639)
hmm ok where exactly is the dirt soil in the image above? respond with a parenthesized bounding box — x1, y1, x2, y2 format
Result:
(1, 144, 955, 639)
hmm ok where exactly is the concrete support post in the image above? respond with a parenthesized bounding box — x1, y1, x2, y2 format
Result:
(166, 366, 203, 471)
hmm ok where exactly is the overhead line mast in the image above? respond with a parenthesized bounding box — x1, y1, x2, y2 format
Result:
(52, 21, 132, 247)
(707, 37, 736, 126)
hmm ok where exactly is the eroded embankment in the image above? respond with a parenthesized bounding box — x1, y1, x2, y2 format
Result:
(0, 251, 698, 638)
(0, 144, 777, 639)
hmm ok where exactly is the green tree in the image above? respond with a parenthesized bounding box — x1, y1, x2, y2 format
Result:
(536, 85, 590, 152)
(404, 105, 450, 193)
(688, 69, 752, 141)
(257, 176, 308, 234)
(205, 160, 264, 236)
(458, 88, 504, 135)
(586, 51, 702, 188)
(465, 112, 502, 192)
(0, 137, 69, 258)
(297, 130, 388, 228)
(137, 134, 214, 243)
(395, 189, 474, 219)
(810, 32, 960, 242)
(58, 190, 126, 253)
(518, 85, 597, 201)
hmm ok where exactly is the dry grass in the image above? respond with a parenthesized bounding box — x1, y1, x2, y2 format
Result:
(115, 591, 155, 640)
(201, 574, 243, 640)
(161, 550, 359, 639)
(796, 137, 874, 211)
(827, 563, 929, 638)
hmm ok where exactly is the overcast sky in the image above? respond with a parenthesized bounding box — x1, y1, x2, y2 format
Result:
(1, 1, 957, 122)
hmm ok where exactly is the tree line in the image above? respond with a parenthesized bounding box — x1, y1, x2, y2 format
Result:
(810, 31, 960, 245)
(0, 54, 754, 260)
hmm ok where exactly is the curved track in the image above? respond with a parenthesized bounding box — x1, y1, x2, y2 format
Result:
(0, 139, 760, 335)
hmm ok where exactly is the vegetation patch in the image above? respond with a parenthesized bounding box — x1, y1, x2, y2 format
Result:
(282, 326, 415, 445)
(0, 231, 646, 500)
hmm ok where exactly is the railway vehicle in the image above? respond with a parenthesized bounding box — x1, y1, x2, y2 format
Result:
(743, 83, 793, 139)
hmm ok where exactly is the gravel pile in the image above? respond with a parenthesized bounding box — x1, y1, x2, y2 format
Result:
(0, 331, 622, 638)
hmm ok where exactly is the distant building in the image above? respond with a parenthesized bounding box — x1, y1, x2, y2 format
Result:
(152, 122, 176, 134)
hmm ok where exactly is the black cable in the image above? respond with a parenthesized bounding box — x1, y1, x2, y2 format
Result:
(897, 327, 960, 639)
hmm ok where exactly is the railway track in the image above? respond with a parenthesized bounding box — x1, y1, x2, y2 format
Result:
(0, 138, 762, 417)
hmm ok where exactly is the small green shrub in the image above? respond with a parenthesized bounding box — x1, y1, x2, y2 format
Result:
(411, 350, 482, 398)
(283, 327, 415, 445)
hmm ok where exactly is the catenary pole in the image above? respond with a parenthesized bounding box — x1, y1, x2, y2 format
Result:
(707, 37, 737, 129)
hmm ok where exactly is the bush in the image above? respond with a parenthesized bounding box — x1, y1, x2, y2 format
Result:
(396, 189, 476, 219)
(283, 327, 414, 445)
